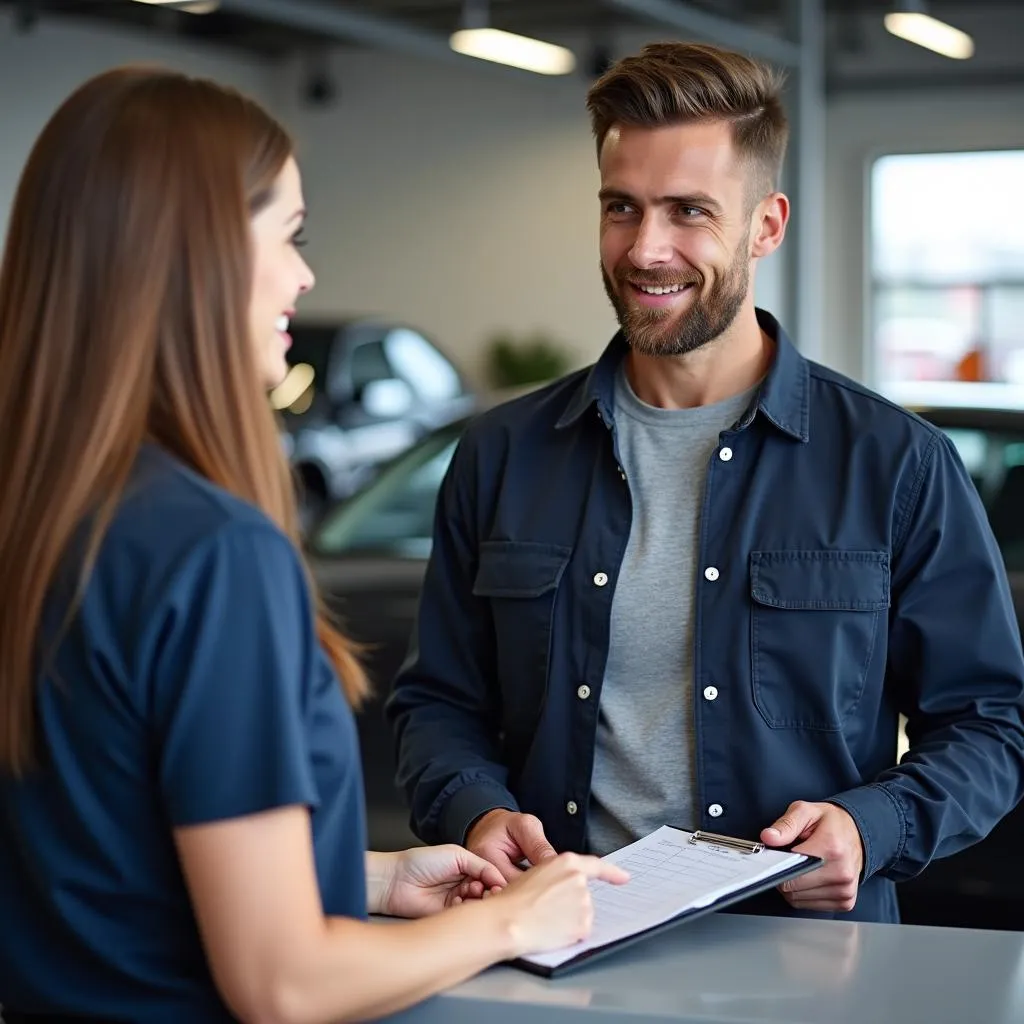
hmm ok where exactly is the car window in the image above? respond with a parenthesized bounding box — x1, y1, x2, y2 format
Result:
(310, 414, 1024, 570)
(273, 325, 337, 415)
(311, 425, 462, 558)
(942, 426, 1024, 571)
(286, 325, 336, 382)
(384, 328, 463, 401)
(350, 340, 395, 395)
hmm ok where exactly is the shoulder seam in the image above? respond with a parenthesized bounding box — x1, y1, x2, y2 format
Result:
(806, 366, 944, 436)
(142, 453, 267, 524)
(154, 516, 298, 613)
(893, 433, 940, 560)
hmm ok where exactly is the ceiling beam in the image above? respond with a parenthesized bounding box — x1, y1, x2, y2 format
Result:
(603, 0, 802, 67)
(216, 0, 543, 78)
(826, 68, 1024, 95)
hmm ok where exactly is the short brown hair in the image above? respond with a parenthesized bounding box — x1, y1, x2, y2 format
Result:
(586, 42, 789, 197)
(0, 68, 367, 774)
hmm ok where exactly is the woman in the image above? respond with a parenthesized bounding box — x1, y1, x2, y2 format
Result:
(0, 68, 626, 1023)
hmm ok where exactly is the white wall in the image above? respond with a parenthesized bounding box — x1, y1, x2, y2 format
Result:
(275, 46, 785, 385)
(3, 11, 1022, 390)
(271, 6, 1024, 386)
(0, 10, 274, 246)
(275, 50, 615, 384)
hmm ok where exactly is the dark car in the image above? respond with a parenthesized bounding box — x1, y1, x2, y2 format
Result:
(308, 391, 1024, 925)
(886, 382, 1024, 639)
(308, 417, 464, 850)
(273, 317, 474, 527)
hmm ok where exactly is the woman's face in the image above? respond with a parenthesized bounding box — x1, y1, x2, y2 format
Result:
(249, 156, 315, 390)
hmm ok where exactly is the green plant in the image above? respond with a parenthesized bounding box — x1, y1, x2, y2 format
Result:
(485, 331, 572, 389)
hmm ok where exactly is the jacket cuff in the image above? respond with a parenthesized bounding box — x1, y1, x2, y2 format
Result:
(827, 783, 907, 882)
(439, 779, 520, 846)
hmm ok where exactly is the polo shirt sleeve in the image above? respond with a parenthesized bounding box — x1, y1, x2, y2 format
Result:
(151, 520, 321, 826)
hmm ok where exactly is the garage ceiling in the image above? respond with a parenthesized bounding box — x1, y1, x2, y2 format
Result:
(294, 0, 1024, 34)
(3, 0, 1022, 90)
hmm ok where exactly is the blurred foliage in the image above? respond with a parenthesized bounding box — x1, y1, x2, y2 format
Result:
(485, 331, 573, 389)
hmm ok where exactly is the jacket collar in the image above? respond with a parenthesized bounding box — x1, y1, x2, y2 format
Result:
(555, 307, 809, 443)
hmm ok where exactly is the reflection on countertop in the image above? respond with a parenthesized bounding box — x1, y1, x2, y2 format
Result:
(390, 912, 1024, 1024)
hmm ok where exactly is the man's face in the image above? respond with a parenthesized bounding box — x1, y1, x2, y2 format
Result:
(598, 120, 758, 357)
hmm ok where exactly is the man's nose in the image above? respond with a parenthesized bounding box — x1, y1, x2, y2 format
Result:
(628, 213, 674, 267)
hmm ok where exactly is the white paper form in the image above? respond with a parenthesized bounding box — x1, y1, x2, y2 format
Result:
(519, 826, 809, 970)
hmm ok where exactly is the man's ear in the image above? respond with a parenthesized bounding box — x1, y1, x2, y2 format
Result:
(750, 192, 790, 258)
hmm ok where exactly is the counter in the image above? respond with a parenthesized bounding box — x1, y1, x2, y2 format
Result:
(388, 912, 1024, 1023)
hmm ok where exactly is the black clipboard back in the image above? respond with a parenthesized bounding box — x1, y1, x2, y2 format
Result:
(510, 843, 823, 978)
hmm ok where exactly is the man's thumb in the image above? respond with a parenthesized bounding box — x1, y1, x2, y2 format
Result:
(762, 801, 818, 846)
(512, 814, 558, 864)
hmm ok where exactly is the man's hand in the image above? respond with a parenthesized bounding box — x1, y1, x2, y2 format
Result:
(465, 809, 558, 881)
(760, 801, 865, 913)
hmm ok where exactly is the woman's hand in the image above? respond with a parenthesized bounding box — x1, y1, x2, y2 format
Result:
(494, 852, 631, 957)
(370, 846, 506, 919)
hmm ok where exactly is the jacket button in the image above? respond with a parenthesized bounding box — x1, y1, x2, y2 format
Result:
(704, 566, 720, 582)
(577, 684, 591, 700)
(708, 803, 723, 818)
(719, 447, 733, 462)
(593, 572, 609, 587)
(703, 685, 718, 701)
(566, 801, 579, 815)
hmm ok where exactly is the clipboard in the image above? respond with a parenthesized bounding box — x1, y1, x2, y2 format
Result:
(510, 826, 823, 978)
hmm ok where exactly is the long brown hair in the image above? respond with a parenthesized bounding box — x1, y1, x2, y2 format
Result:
(0, 67, 367, 776)
(587, 42, 789, 200)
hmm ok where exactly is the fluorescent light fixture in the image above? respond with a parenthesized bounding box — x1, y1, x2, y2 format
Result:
(131, 0, 220, 12)
(884, 12, 974, 59)
(450, 28, 576, 75)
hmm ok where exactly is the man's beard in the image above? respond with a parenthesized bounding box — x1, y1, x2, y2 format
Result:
(602, 244, 750, 357)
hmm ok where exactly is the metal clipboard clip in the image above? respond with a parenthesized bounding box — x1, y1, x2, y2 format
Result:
(689, 830, 765, 855)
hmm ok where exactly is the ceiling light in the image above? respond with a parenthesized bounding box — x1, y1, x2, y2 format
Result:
(884, 6, 974, 60)
(131, 0, 220, 13)
(449, 1, 574, 76)
(450, 27, 576, 75)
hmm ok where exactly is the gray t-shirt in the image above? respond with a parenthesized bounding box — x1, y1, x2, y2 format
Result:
(586, 365, 757, 855)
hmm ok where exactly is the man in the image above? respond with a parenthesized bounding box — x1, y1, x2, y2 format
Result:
(386, 42, 1024, 922)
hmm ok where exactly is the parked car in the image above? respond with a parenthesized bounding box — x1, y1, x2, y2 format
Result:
(308, 392, 1024, 924)
(273, 317, 474, 528)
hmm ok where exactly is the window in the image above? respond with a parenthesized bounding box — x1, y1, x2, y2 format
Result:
(871, 151, 1024, 392)
(275, 325, 337, 415)
(350, 340, 394, 395)
(384, 328, 463, 401)
(286, 325, 336, 383)
(311, 425, 462, 558)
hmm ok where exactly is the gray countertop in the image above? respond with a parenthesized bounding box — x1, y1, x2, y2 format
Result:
(388, 912, 1024, 1023)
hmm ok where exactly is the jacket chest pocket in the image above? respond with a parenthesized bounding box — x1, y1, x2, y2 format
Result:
(750, 550, 890, 731)
(473, 541, 571, 736)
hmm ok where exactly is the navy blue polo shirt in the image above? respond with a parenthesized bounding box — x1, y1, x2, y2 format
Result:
(0, 445, 367, 1021)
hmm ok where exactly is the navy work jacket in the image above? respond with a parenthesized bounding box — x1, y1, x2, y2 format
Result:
(388, 310, 1024, 922)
